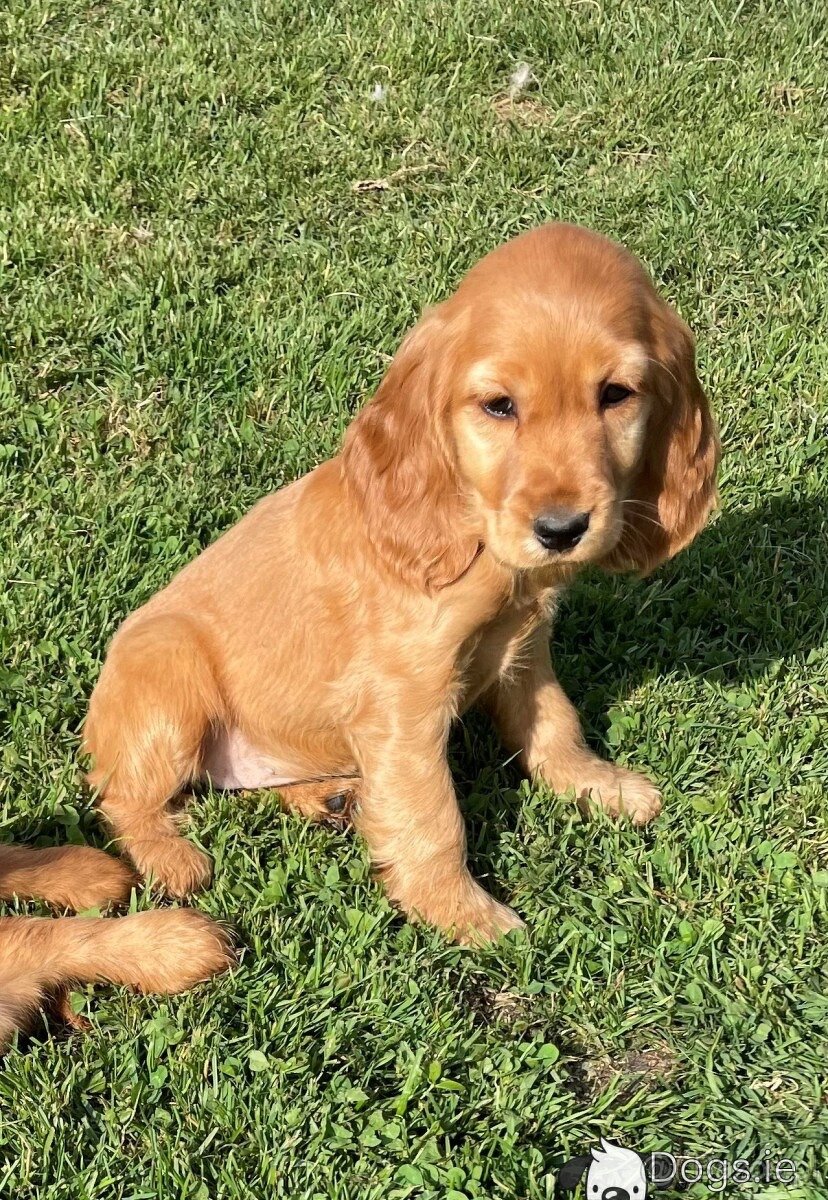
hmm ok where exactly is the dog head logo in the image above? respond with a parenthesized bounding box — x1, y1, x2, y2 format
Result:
(556, 1138, 647, 1200)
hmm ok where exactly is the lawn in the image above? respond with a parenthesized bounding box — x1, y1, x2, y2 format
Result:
(1, 0, 827, 1196)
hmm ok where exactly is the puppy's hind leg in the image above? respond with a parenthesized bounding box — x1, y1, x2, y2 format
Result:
(276, 776, 361, 824)
(85, 613, 223, 897)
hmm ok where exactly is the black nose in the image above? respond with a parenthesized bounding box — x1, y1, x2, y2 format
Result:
(533, 508, 590, 553)
(602, 1190, 630, 1200)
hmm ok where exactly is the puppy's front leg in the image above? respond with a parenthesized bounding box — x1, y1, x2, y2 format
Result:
(351, 699, 523, 944)
(484, 626, 662, 826)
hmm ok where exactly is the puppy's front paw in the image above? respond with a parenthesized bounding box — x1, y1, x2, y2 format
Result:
(573, 765, 662, 827)
(455, 893, 526, 947)
(386, 868, 525, 946)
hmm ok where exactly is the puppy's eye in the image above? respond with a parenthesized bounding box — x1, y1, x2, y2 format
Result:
(600, 382, 633, 408)
(481, 396, 517, 419)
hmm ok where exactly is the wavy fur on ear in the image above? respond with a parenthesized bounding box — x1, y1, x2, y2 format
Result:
(341, 311, 478, 592)
(603, 302, 720, 574)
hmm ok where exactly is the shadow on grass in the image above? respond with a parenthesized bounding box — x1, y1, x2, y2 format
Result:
(458, 493, 827, 878)
(555, 492, 827, 710)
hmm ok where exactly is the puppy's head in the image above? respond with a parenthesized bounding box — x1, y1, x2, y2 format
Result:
(343, 223, 719, 590)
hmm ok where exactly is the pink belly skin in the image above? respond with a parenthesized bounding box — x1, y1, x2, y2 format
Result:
(201, 727, 312, 791)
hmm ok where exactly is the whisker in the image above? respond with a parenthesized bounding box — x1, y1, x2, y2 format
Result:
(642, 355, 680, 393)
(620, 498, 660, 514)
(621, 512, 662, 530)
(619, 499, 663, 530)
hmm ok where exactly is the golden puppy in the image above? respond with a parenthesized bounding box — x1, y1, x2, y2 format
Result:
(0, 844, 232, 1051)
(84, 224, 719, 943)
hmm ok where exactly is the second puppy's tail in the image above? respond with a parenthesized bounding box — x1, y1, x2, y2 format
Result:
(0, 843, 233, 1052)
(0, 908, 233, 1049)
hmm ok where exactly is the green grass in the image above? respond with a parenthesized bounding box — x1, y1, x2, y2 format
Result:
(1, 0, 827, 1196)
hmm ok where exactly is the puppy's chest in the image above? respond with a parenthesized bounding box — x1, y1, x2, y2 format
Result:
(455, 585, 556, 710)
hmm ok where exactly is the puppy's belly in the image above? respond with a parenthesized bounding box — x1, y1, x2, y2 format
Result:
(201, 727, 318, 791)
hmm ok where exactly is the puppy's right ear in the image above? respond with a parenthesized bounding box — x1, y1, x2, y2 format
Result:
(554, 1154, 591, 1197)
(341, 309, 479, 593)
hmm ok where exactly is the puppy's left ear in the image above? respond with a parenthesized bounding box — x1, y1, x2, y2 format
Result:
(554, 1154, 591, 1197)
(341, 309, 478, 592)
(602, 302, 720, 574)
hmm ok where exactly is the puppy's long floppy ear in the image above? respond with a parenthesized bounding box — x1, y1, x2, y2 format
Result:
(341, 310, 478, 592)
(603, 302, 720, 574)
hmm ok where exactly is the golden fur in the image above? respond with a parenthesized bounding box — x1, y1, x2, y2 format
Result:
(83, 223, 719, 943)
(0, 844, 232, 1052)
